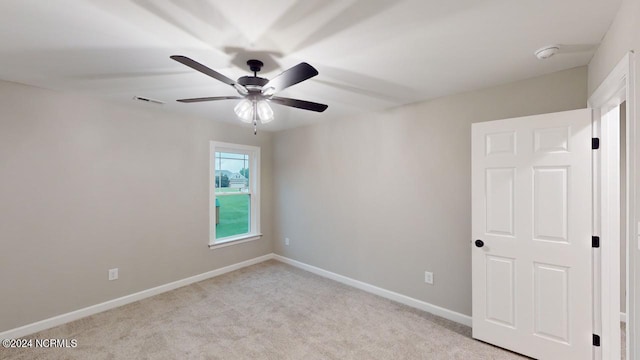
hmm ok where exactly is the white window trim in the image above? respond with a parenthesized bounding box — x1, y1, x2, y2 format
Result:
(209, 141, 261, 248)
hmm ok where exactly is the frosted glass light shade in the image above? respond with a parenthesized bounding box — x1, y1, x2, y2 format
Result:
(234, 99, 253, 123)
(256, 100, 274, 123)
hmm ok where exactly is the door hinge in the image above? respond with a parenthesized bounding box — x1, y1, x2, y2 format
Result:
(592, 138, 600, 150)
(592, 236, 600, 248)
(593, 334, 601, 347)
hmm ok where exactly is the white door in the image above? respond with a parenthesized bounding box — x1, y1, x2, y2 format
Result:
(472, 109, 593, 359)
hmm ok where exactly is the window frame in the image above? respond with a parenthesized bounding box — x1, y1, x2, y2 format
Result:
(209, 141, 261, 248)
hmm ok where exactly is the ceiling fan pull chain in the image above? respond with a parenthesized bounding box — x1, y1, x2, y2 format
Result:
(253, 101, 258, 135)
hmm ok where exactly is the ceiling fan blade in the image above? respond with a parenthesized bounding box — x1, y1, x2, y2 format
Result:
(263, 63, 318, 94)
(177, 96, 243, 103)
(171, 55, 238, 87)
(270, 96, 328, 112)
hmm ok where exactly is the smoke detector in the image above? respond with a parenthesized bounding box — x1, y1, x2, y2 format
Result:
(534, 45, 560, 60)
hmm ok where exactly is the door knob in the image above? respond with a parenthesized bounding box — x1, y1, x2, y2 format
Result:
(475, 239, 484, 248)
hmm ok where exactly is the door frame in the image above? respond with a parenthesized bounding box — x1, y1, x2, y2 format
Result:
(588, 51, 636, 360)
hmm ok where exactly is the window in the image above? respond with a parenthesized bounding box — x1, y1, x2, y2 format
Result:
(210, 141, 260, 247)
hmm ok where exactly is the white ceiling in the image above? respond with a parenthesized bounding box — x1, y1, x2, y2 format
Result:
(0, 0, 621, 131)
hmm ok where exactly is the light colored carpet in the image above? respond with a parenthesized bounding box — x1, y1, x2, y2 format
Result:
(1, 260, 528, 359)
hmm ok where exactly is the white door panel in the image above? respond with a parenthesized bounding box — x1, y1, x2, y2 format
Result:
(486, 255, 516, 327)
(486, 168, 516, 236)
(472, 109, 592, 359)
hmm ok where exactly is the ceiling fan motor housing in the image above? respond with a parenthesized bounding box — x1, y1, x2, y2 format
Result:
(237, 76, 269, 93)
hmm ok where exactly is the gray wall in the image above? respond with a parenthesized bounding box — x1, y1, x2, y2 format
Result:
(0, 80, 274, 332)
(272, 66, 588, 316)
(587, 0, 639, 95)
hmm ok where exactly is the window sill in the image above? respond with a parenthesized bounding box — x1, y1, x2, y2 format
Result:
(209, 234, 262, 249)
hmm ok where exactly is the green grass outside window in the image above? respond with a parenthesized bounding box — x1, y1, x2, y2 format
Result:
(215, 194, 250, 239)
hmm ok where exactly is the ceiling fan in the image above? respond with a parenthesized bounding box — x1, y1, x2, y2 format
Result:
(171, 55, 328, 134)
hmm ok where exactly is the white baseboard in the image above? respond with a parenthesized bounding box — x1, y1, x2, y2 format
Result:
(272, 254, 472, 327)
(2, 253, 472, 339)
(621, 312, 627, 323)
(0, 253, 274, 339)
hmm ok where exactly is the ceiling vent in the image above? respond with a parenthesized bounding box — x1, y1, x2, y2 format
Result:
(133, 96, 164, 105)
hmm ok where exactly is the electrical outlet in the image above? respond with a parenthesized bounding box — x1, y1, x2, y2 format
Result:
(108, 268, 118, 281)
(424, 271, 434, 285)
(285, 238, 290, 246)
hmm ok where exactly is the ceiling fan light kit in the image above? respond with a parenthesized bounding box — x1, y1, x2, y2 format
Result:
(234, 99, 274, 124)
(171, 56, 327, 134)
